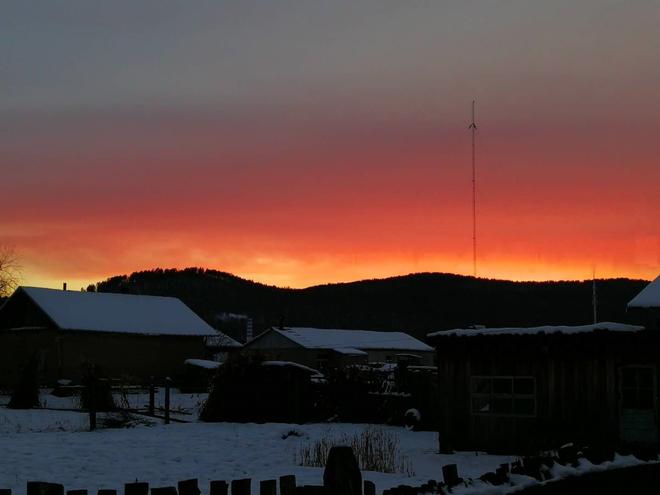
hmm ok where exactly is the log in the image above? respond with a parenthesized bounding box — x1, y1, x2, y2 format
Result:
(150, 488, 177, 495)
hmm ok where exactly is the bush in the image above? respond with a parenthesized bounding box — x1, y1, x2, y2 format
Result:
(7, 356, 40, 409)
(297, 426, 415, 476)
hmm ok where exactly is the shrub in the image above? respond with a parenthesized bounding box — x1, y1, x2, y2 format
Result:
(297, 426, 415, 476)
(7, 356, 40, 409)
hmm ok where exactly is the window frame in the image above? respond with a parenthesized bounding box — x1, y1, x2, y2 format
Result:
(470, 375, 537, 418)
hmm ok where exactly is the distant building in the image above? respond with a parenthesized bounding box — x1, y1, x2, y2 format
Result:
(627, 275, 660, 330)
(428, 322, 660, 454)
(0, 286, 232, 386)
(243, 326, 434, 370)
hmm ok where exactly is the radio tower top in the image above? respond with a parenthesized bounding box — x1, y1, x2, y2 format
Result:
(469, 100, 478, 277)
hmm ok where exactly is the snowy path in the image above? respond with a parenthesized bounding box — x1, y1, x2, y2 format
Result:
(0, 419, 513, 495)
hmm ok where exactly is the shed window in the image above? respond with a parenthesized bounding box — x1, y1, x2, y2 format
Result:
(471, 376, 536, 417)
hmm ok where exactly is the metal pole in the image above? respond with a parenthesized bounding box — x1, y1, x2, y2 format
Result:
(469, 100, 478, 277)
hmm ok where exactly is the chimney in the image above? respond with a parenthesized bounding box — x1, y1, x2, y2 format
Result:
(62, 282, 67, 291)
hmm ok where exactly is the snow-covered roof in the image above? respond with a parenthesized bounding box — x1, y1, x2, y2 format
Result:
(272, 327, 433, 352)
(15, 286, 218, 337)
(332, 347, 369, 356)
(184, 359, 221, 369)
(628, 276, 660, 308)
(428, 321, 645, 338)
(204, 333, 242, 348)
(261, 360, 322, 375)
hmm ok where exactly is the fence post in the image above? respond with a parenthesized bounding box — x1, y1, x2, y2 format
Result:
(89, 376, 97, 431)
(280, 475, 296, 495)
(177, 480, 200, 495)
(323, 446, 362, 495)
(442, 464, 459, 487)
(231, 479, 250, 495)
(27, 482, 64, 495)
(209, 481, 227, 495)
(363, 481, 376, 495)
(260, 480, 276, 495)
(67, 491, 87, 495)
(125, 483, 149, 495)
(150, 488, 177, 495)
(148, 378, 155, 416)
(0, 490, 11, 495)
(164, 377, 171, 425)
(98, 490, 117, 495)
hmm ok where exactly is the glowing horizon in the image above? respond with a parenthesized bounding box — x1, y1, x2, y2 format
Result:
(3, 1, 658, 290)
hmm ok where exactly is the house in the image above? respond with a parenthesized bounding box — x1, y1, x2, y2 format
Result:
(0, 286, 229, 386)
(627, 275, 660, 330)
(243, 326, 434, 370)
(427, 322, 658, 454)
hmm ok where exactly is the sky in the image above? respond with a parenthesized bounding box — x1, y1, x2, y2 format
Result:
(2, 0, 659, 290)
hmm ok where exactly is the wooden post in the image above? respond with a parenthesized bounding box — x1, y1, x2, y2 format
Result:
(148, 378, 155, 416)
(259, 480, 276, 495)
(89, 376, 97, 431)
(442, 464, 459, 487)
(176, 480, 199, 495)
(27, 483, 64, 495)
(0, 490, 11, 495)
(98, 490, 117, 495)
(164, 378, 171, 425)
(67, 491, 87, 495)
(323, 446, 362, 495)
(209, 481, 227, 495)
(363, 481, 376, 495)
(124, 483, 149, 495)
(150, 488, 177, 495)
(230, 479, 250, 495)
(280, 475, 297, 495)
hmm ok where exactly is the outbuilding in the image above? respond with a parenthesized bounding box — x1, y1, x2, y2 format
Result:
(0, 286, 229, 386)
(243, 326, 434, 370)
(428, 322, 659, 454)
(627, 275, 660, 330)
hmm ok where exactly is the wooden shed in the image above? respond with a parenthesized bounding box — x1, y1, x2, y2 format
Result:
(0, 286, 228, 386)
(243, 326, 434, 371)
(627, 275, 660, 331)
(428, 322, 659, 454)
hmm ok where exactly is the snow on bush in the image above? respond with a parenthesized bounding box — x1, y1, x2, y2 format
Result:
(296, 426, 414, 476)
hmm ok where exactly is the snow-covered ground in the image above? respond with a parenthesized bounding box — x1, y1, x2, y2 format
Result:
(0, 407, 514, 495)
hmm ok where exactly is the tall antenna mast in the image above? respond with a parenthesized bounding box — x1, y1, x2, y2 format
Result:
(469, 100, 478, 277)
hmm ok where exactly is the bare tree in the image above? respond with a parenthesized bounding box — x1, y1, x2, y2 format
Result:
(0, 246, 21, 297)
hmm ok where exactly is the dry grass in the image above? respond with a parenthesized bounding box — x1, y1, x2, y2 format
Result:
(296, 426, 414, 476)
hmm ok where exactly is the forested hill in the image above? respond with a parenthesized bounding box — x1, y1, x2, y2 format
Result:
(93, 268, 648, 342)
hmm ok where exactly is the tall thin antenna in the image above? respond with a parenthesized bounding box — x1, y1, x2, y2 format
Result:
(469, 100, 478, 277)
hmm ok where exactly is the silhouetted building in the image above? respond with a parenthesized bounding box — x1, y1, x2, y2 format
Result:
(243, 326, 434, 370)
(0, 286, 229, 386)
(627, 275, 660, 330)
(428, 322, 660, 454)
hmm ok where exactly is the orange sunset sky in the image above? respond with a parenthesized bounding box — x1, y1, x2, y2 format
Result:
(2, 1, 659, 290)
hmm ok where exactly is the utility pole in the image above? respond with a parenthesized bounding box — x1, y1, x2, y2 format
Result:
(469, 100, 478, 277)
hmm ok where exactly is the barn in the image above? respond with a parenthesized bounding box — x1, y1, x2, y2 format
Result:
(427, 322, 660, 454)
(243, 326, 434, 370)
(627, 275, 660, 330)
(0, 286, 227, 386)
